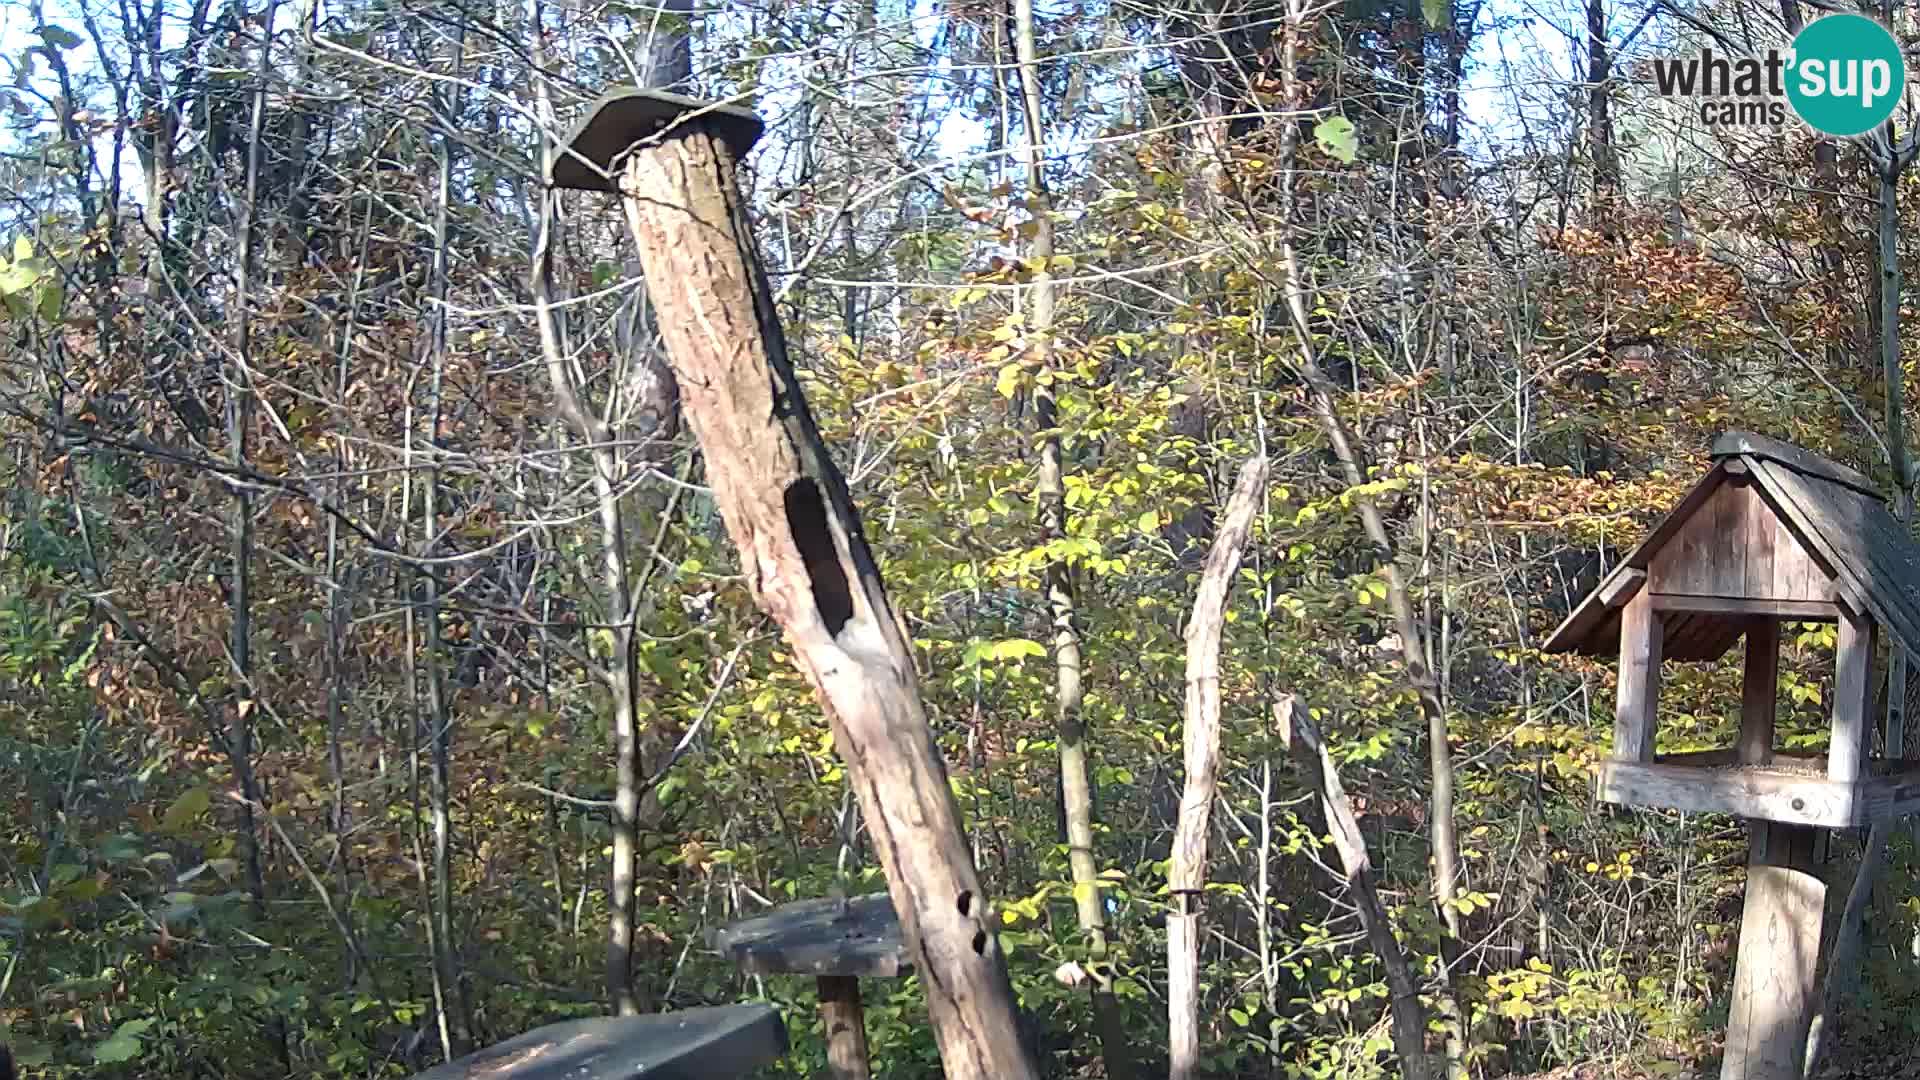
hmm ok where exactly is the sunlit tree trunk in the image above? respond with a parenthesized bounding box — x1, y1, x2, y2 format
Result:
(1009, 1, 1131, 1074)
(1168, 458, 1267, 1080)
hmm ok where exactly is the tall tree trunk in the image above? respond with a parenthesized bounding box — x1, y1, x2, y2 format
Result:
(611, 115, 1039, 1080)
(1168, 456, 1268, 1080)
(1878, 156, 1912, 770)
(419, 34, 472, 1050)
(1813, 144, 1917, 1072)
(227, 4, 285, 1066)
(531, 17, 686, 1010)
(1586, 0, 1616, 208)
(1272, 1, 1469, 1073)
(1008, 2, 1130, 1074)
(1777, 0, 1854, 374)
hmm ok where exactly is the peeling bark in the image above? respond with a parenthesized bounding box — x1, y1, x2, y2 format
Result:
(1168, 455, 1268, 1080)
(614, 125, 1037, 1080)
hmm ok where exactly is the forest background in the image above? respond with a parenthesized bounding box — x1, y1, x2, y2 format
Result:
(2, 0, 1919, 1075)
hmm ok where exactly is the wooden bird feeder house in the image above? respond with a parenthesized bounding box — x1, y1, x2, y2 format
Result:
(1544, 431, 1920, 1080)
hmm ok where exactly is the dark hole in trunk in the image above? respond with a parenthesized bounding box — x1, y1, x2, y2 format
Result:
(784, 477, 854, 636)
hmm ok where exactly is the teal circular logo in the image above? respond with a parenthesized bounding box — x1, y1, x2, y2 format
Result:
(1786, 14, 1905, 137)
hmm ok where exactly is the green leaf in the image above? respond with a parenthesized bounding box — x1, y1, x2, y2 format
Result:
(985, 638, 1046, 661)
(161, 787, 212, 833)
(1422, 0, 1448, 29)
(93, 1018, 154, 1064)
(996, 363, 1023, 399)
(1314, 117, 1359, 164)
(1137, 510, 1159, 532)
(36, 280, 60, 322)
(0, 257, 41, 296)
(12, 234, 31, 262)
(1229, 1008, 1251, 1027)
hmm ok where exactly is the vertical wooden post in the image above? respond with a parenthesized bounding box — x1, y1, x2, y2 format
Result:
(1722, 822, 1825, 1080)
(1613, 589, 1662, 762)
(1739, 619, 1779, 765)
(1830, 607, 1876, 784)
(817, 975, 871, 1080)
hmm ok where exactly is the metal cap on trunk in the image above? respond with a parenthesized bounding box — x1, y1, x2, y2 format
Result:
(550, 88, 764, 192)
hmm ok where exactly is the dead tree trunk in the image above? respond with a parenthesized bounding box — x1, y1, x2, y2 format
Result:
(1168, 455, 1268, 1080)
(1279, 696, 1435, 1080)
(604, 105, 1038, 1080)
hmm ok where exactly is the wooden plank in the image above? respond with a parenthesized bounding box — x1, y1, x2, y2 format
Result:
(1594, 761, 1860, 828)
(1711, 481, 1749, 596)
(1613, 590, 1662, 763)
(1648, 749, 1825, 769)
(1830, 608, 1874, 784)
(410, 1006, 789, 1080)
(1722, 822, 1824, 1080)
(1744, 465, 1841, 604)
(1676, 614, 1740, 662)
(1651, 475, 1838, 604)
(1741, 620, 1780, 765)
(1650, 488, 1716, 596)
(1649, 595, 1839, 620)
(1777, 512, 1831, 603)
(1598, 567, 1646, 608)
(1742, 476, 1778, 603)
(818, 975, 872, 1079)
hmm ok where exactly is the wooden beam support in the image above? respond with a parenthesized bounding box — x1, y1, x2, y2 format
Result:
(1740, 620, 1780, 765)
(1613, 589, 1662, 763)
(1650, 595, 1840, 621)
(817, 976, 872, 1080)
(1830, 608, 1876, 784)
(1599, 567, 1647, 608)
(1722, 822, 1824, 1080)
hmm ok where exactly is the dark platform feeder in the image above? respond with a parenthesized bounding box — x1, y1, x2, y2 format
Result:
(709, 894, 910, 1080)
(407, 1004, 786, 1080)
(549, 88, 763, 193)
(1544, 431, 1920, 1080)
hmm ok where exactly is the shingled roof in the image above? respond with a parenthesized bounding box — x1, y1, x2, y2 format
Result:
(1543, 432, 1920, 662)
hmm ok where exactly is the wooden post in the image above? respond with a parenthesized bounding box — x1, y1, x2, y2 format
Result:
(1739, 619, 1779, 765)
(1613, 589, 1662, 762)
(569, 92, 1038, 1079)
(1830, 607, 1875, 784)
(1722, 822, 1825, 1080)
(817, 976, 871, 1080)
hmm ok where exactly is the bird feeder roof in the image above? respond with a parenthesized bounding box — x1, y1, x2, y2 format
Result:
(1544, 432, 1920, 662)
(550, 87, 763, 192)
